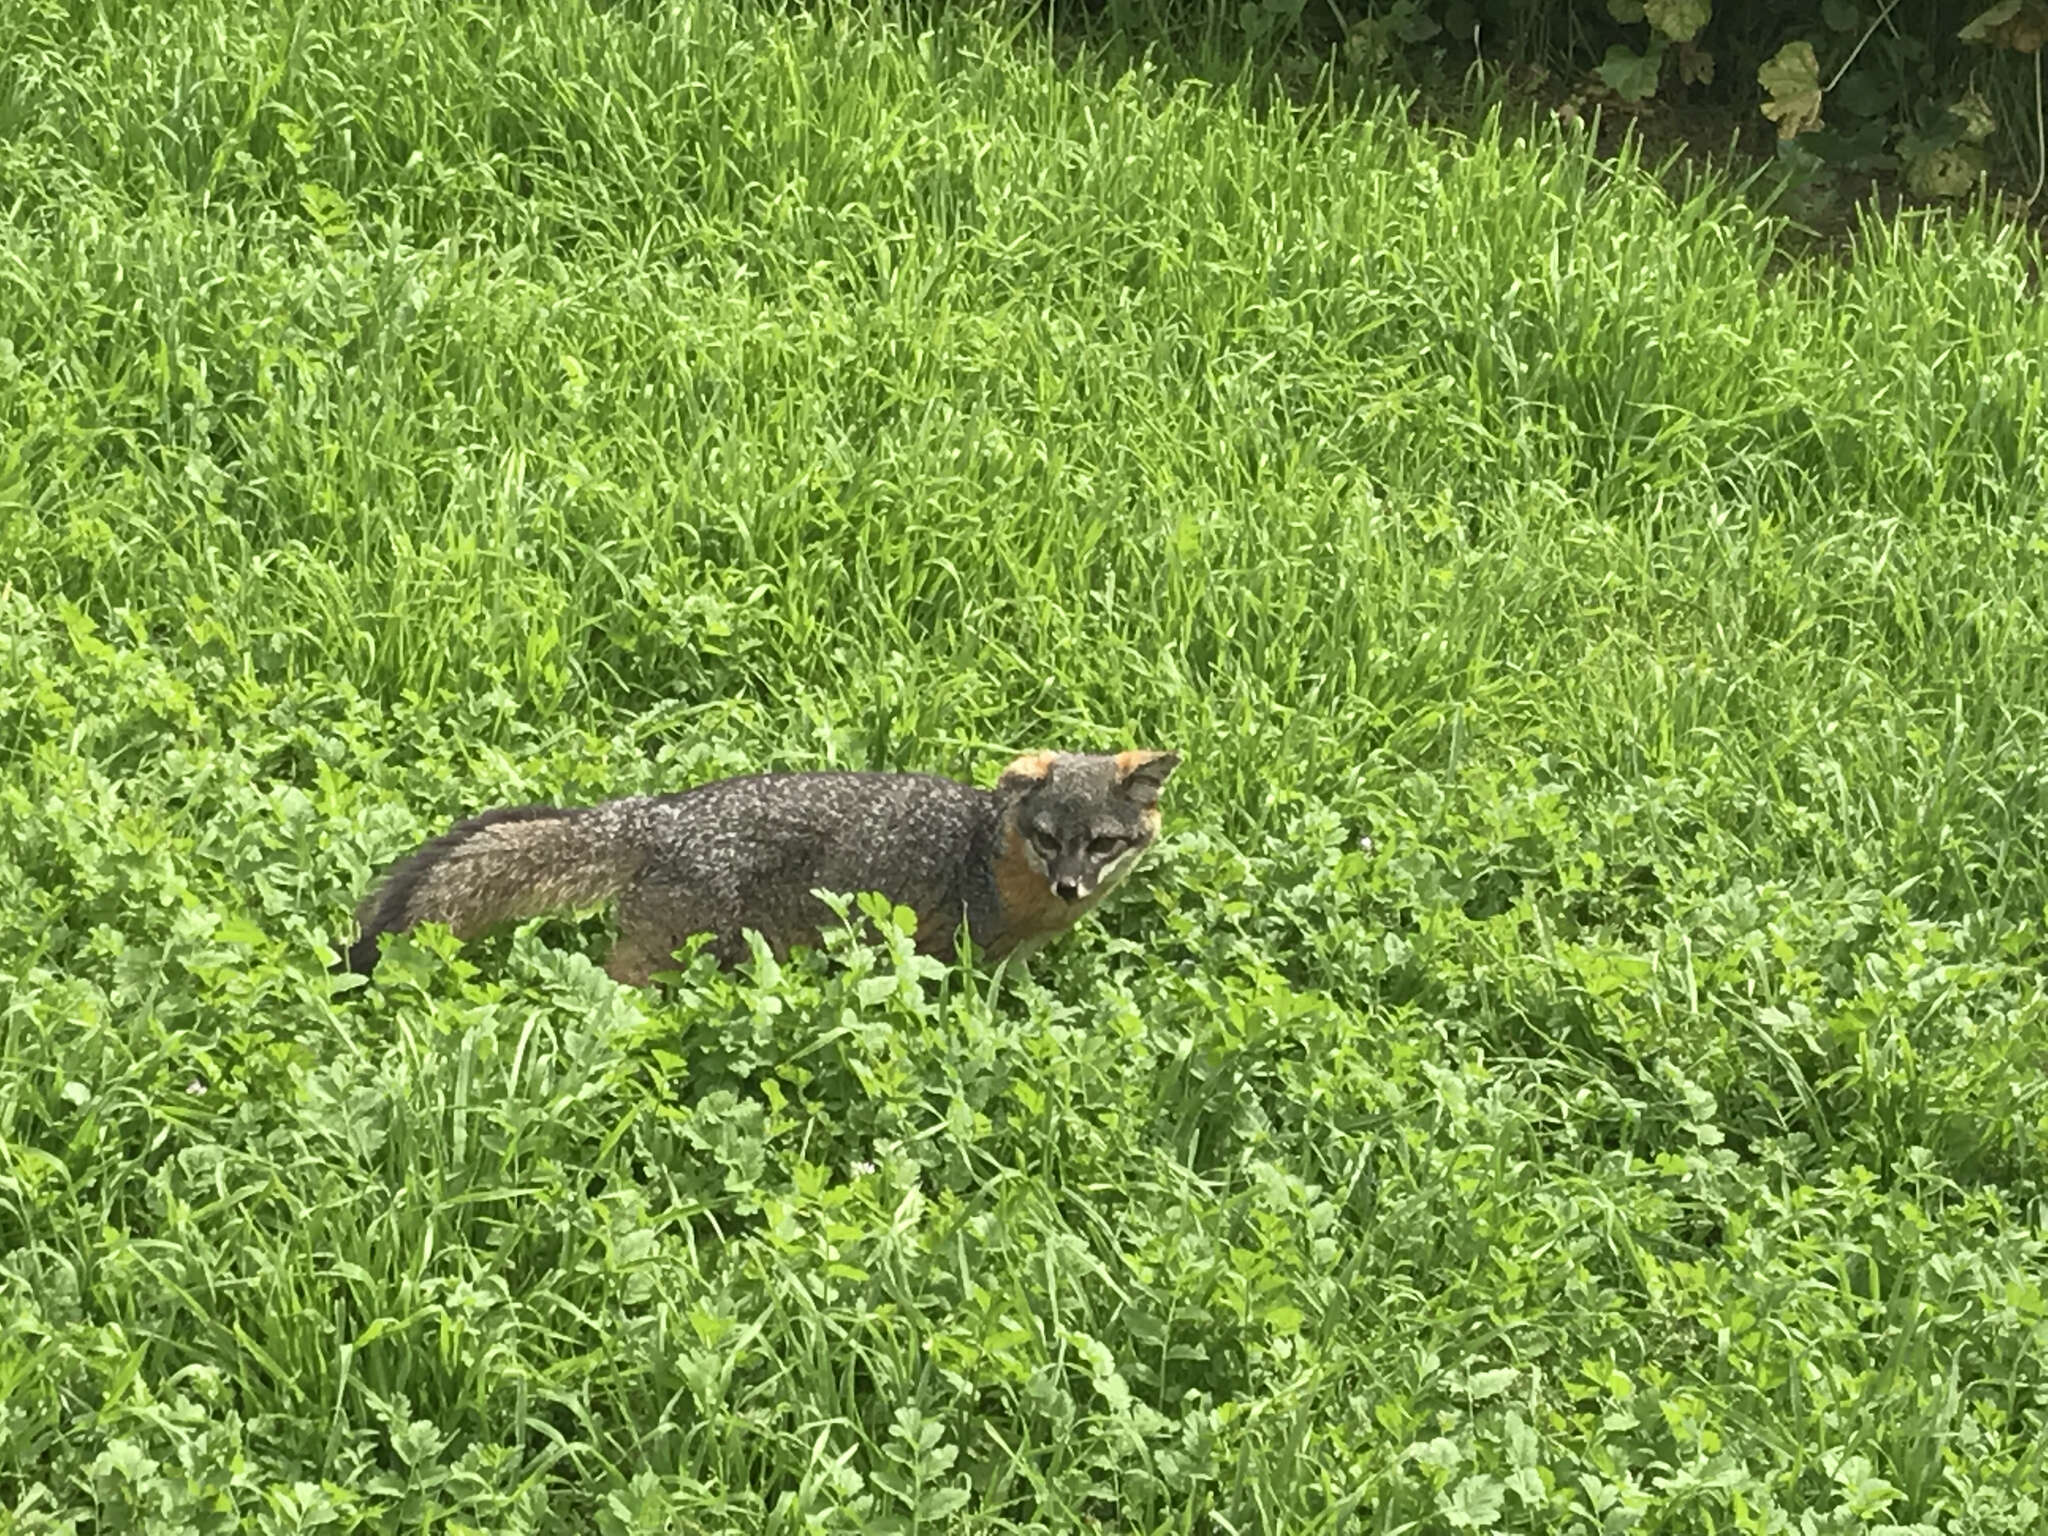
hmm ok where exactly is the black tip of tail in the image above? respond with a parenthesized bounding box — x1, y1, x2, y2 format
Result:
(337, 929, 385, 978)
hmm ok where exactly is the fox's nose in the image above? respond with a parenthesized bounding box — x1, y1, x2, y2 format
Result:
(1052, 876, 1082, 902)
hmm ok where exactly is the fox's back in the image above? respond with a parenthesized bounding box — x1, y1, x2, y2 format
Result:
(589, 771, 1005, 960)
(640, 771, 997, 888)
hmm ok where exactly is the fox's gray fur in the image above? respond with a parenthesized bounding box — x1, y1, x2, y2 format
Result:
(344, 750, 1181, 986)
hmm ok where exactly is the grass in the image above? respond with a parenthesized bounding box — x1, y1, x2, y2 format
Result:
(5, 0, 2048, 1528)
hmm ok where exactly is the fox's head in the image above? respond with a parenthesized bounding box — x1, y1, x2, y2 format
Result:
(996, 749, 1182, 906)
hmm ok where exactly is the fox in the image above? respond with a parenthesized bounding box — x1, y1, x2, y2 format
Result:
(342, 749, 1182, 986)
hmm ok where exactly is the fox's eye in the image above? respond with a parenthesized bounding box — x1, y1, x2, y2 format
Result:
(1030, 830, 1060, 855)
(1088, 836, 1126, 857)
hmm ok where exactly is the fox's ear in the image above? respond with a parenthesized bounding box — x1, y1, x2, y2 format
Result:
(997, 751, 1058, 795)
(1115, 750, 1181, 807)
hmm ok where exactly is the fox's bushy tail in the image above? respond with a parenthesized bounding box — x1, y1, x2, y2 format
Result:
(343, 804, 636, 975)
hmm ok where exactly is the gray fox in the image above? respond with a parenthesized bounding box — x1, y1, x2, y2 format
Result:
(343, 749, 1181, 986)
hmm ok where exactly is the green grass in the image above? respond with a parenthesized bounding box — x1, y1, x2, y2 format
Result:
(6, 0, 2048, 1528)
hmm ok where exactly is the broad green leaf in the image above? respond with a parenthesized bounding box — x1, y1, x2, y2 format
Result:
(1905, 143, 1987, 197)
(1949, 89, 1997, 142)
(1962, 2, 2048, 50)
(298, 180, 353, 239)
(1407, 1436, 1463, 1475)
(1961, 2, 2022, 43)
(1758, 41, 1823, 138)
(1467, 1367, 1518, 1399)
(918, 1487, 972, 1521)
(1596, 43, 1663, 102)
(1644, 0, 1709, 42)
(1392, 0, 1442, 41)
(1832, 69, 1898, 118)
(1445, 1474, 1506, 1529)
(216, 915, 268, 946)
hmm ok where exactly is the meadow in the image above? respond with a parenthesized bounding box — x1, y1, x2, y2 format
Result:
(5, 0, 2048, 1528)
